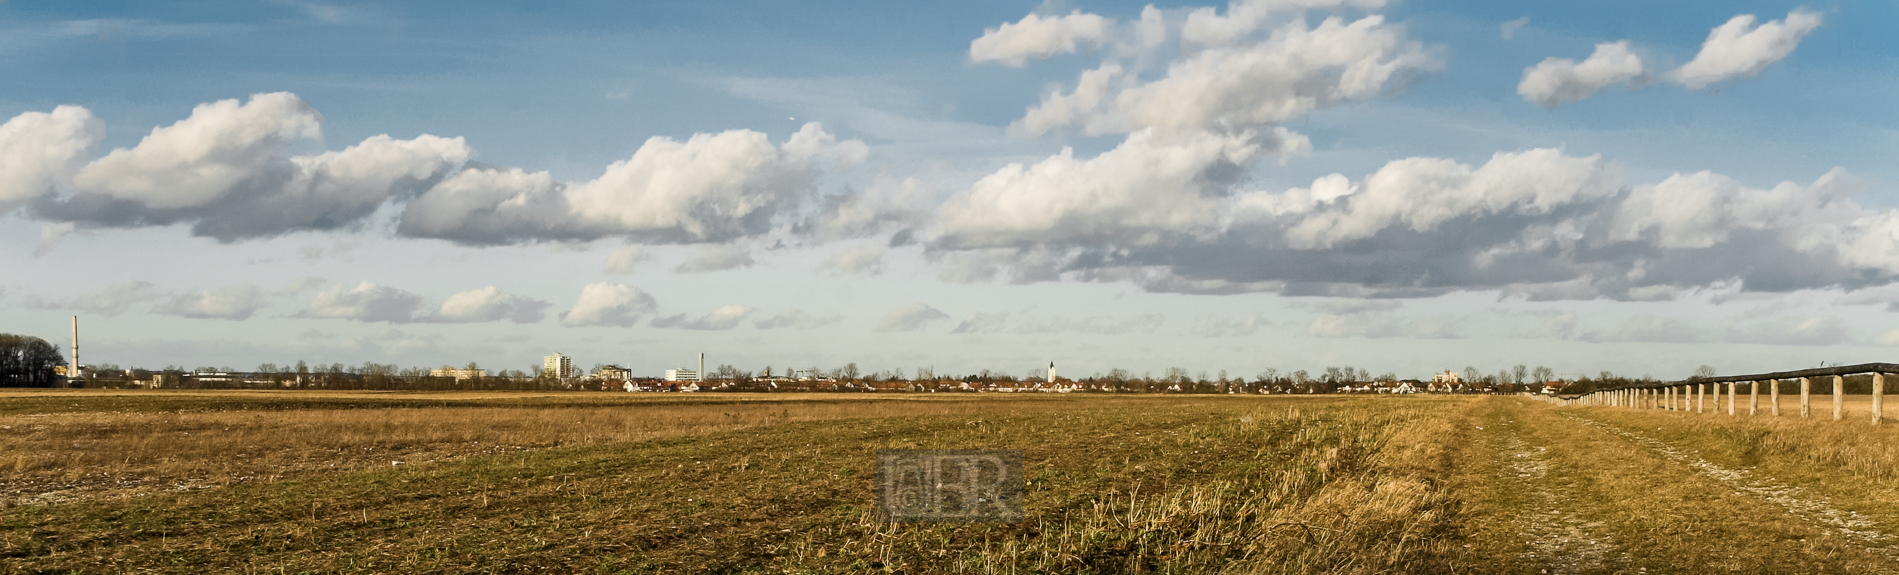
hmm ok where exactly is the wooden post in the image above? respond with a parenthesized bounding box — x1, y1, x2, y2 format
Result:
(1874, 372, 1885, 425)
(1771, 378, 1780, 416)
(1749, 380, 1759, 416)
(1834, 375, 1844, 421)
(1800, 377, 1810, 418)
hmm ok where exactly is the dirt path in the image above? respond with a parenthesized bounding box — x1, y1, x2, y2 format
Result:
(1562, 412, 1899, 558)
(1459, 398, 1899, 574)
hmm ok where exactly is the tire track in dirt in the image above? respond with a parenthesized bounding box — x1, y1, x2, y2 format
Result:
(1492, 417, 1627, 573)
(1562, 412, 1899, 558)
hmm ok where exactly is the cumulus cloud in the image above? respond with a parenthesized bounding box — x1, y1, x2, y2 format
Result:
(820, 245, 885, 275)
(157, 285, 264, 320)
(969, 10, 1110, 67)
(602, 245, 647, 274)
(35, 222, 76, 256)
(427, 286, 548, 324)
(1518, 41, 1645, 109)
(651, 304, 755, 330)
(1260, 148, 1619, 249)
(398, 122, 866, 245)
(935, 137, 1899, 301)
(1180, 0, 1388, 46)
(298, 281, 425, 323)
(30, 93, 470, 240)
(936, 130, 1273, 248)
(796, 177, 932, 241)
(38, 280, 160, 316)
(1011, 13, 1435, 138)
(874, 303, 950, 332)
(560, 282, 658, 327)
(753, 310, 842, 330)
(1672, 10, 1823, 90)
(0, 105, 101, 213)
(676, 243, 756, 273)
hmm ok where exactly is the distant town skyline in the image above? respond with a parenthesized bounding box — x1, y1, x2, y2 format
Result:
(3, 0, 1896, 381)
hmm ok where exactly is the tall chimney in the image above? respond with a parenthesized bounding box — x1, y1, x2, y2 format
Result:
(698, 352, 705, 382)
(70, 316, 79, 379)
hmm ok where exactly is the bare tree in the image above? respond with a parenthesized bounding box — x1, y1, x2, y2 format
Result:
(1463, 366, 1481, 384)
(1531, 366, 1554, 384)
(1693, 365, 1718, 380)
(1511, 364, 1529, 385)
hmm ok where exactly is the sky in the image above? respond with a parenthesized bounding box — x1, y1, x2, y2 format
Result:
(2, 0, 1896, 381)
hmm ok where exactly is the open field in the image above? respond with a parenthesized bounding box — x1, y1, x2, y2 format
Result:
(6, 390, 1899, 573)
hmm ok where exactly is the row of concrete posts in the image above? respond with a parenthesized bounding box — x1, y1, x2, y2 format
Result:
(1568, 373, 1886, 424)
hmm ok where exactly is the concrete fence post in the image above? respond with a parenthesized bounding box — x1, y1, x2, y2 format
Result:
(1697, 383, 1705, 413)
(1800, 377, 1811, 418)
(1727, 382, 1736, 416)
(1834, 375, 1845, 421)
(1874, 372, 1885, 425)
(1771, 379, 1780, 416)
(1749, 380, 1759, 416)
(1667, 386, 1674, 410)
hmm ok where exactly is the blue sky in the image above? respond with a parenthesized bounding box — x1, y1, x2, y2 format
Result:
(3, 0, 1895, 381)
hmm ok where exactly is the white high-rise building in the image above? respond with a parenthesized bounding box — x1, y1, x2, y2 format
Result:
(544, 353, 574, 378)
(665, 369, 700, 382)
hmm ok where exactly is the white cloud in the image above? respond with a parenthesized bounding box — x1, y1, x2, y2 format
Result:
(820, 245, 884, 275)
(1181, 0, 1388, 46)
(651, 304, 755, 330)
(874, 303, 950, 332)
(1500, 16, 1529, 40)
(72, 92, 324, 209)
(753, 310, 842, 330)
(157, 286, 264, 320)
(1014, 14, 1435, 138)
(676, 244, 756, 273)
(969, 10, 1110, 67)
(937, 130, 1268, 248)
(429, 287, 548, 324)
(298, 281, 425, 323)
(0, 105, 101, 212)
(1517, 41, 1645, 109)
(560, 282, 658, 327)
(35, 222, 76, 257)
(602, 245, 647, 274)
(399, 122, 866, 245)
(1261, 148, 1617, 249)
(1011, 313, 1167, 335)
(40, 93, 470, 240)
(1608, 168, 1862, 252)
(1672, 10, 1823, 90)
(48, 280, 160, 316)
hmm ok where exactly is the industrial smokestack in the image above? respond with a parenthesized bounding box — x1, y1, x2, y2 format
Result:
(70, 316, 79, 380)
(698, 353, 705, 382)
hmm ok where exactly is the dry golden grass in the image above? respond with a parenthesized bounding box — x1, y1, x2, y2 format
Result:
(0, 390, 1092, 506)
